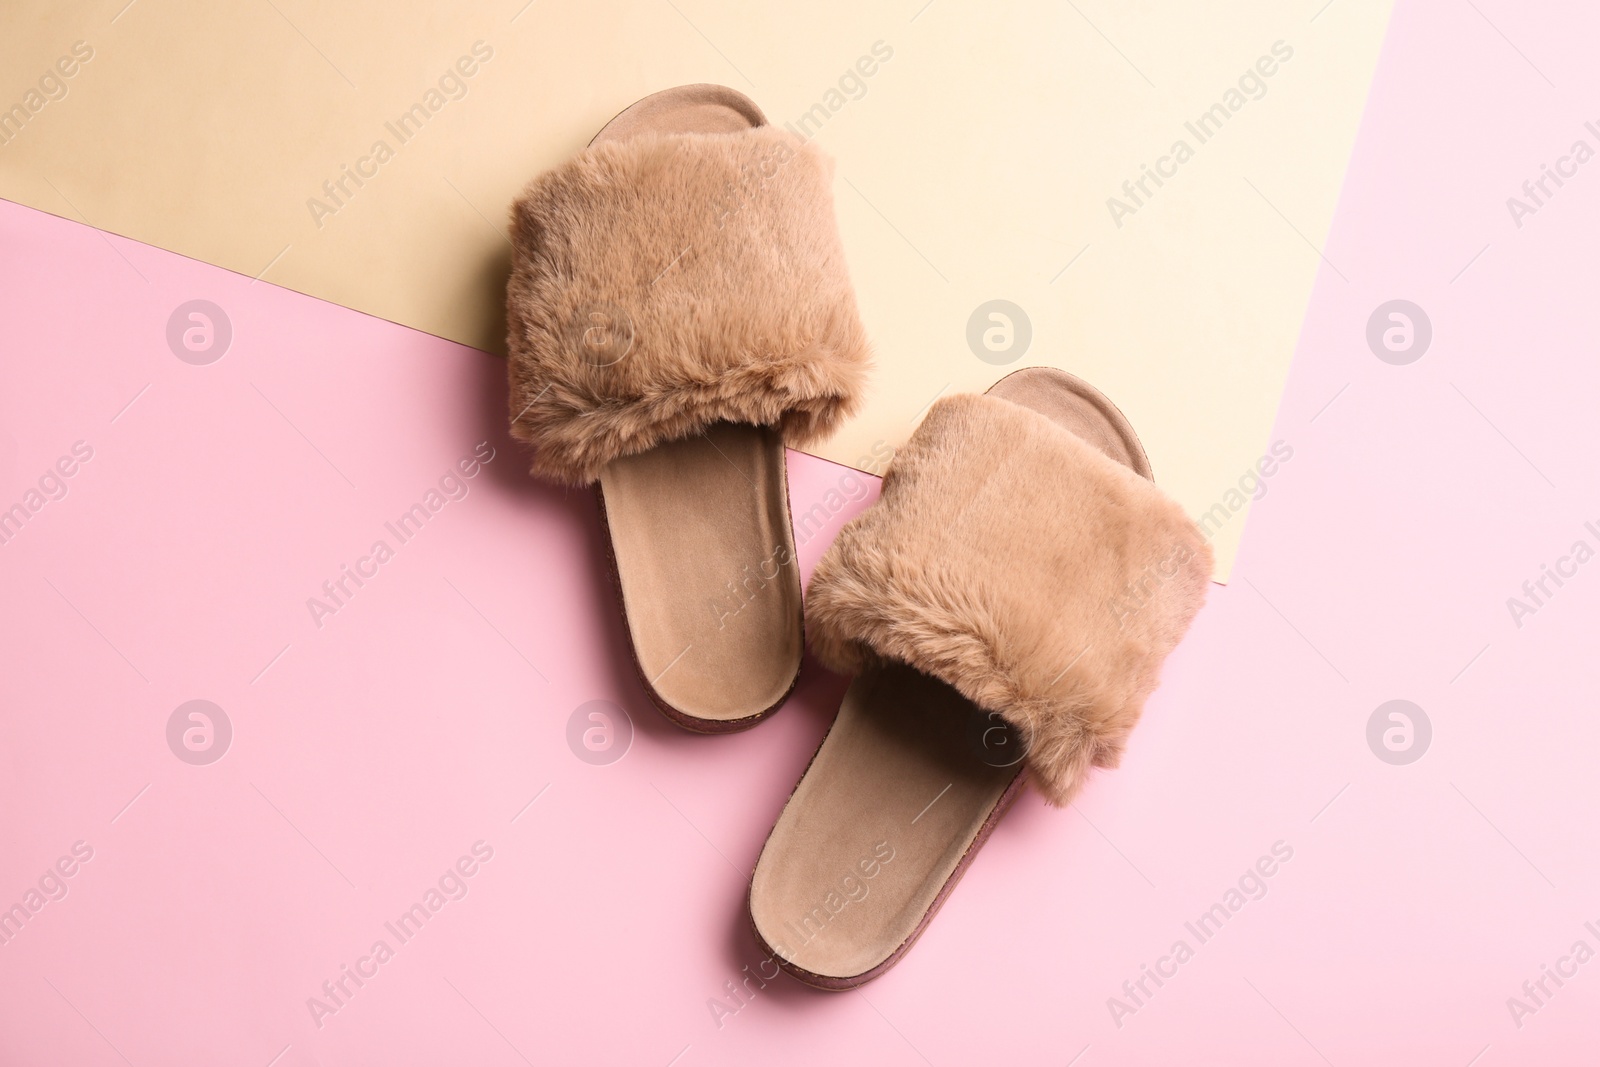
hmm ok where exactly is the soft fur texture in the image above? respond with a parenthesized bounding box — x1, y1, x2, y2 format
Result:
(505, 126, 871, 484)
(805, 394, 1213, 807)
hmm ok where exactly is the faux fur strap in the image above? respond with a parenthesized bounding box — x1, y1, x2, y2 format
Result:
(805, 394, 1213, 806)
(506, 126, 871, 484)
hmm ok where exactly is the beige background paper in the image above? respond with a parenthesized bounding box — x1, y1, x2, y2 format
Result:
(0, 0, 1393, 578)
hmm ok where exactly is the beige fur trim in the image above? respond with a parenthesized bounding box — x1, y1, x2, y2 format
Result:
(505, 127, 871, 484)
(805, 394, 1213, 806)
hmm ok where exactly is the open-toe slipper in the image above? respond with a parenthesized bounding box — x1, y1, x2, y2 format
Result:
(506, 85, 871, 732)
(748, 367, 1212, 985)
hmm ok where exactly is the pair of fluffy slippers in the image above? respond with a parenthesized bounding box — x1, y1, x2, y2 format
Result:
(505, 84, 1212, 987)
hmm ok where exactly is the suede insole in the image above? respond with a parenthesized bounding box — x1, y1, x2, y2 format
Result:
(750, 368, 1148, 982)
(591, 87, 802, 727)
(599, 423, 801, 723)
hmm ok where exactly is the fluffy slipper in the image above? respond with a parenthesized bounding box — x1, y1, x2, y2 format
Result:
(748, 367, 1212, 985)
(506, 85, 871, 731)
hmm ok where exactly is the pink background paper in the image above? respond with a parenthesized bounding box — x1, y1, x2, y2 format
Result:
(3, 0, 1599, 1062)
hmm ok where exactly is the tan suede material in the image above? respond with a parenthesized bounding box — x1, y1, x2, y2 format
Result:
(506, 126, 871, 485)
(748, 662, 1023, 982)
(804, 392, 1213, 806)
